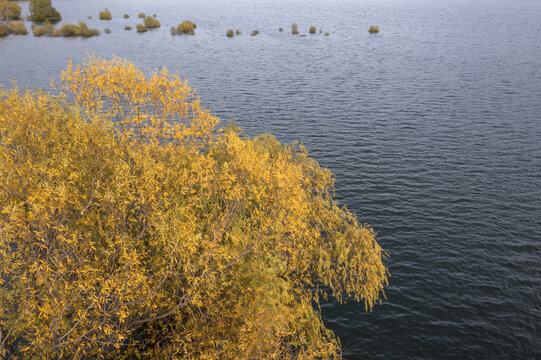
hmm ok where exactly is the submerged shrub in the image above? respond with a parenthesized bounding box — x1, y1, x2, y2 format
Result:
(143, 15, 160, 28)
(0, 55, 388, 359)
(125, 25, 131, 30)
(0, 0, 22, 21)
(7, 20, 27, 35)
(99, 9, 111, 20)
(87, 15, 92, 19)
(32, 21, 54, 36)
(279, 27, 283, 31)
(78, 21, 99, 37)
(136, 23, 147, 32)
(292, 22, 298, 30)
(250, 29, 259, 36)
(226, 29, 234, 37)
(235, 29, 241, 35)
(53, 22, 79, 36)
(292, 28, 299, 35)
(172, 20, 196, 35)
(309, 26, 316, 34)
(123, 14, 129, 19)
(138, 12, 145, 18)
(0, 23, 7, 36)
(29, 0, 61, 23)
(324, 31, 329, 36)
(369, 25, 379, 33)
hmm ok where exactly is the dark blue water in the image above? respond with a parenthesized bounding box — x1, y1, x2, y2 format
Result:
(1, 0, 540, 358)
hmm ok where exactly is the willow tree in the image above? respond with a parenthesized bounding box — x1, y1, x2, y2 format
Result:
(0, 56, 388, 359)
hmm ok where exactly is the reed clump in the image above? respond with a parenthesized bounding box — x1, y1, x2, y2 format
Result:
(0, 23, 8, 36)
(368, 25, 379, 33)
(53, 22, 79, 36)
(99, 9, 111, 20)
(226, 29, 234, 37)
(324, 31, 329, 36)
(309, 26, 316, 34)
(292, 28, 299, 35)
(136, 24, 147, 32)
(251, 29, 259, 36)
(171, 20, 196, 35)
(7, 20, 27, 35)
(143, 15, 160, 28)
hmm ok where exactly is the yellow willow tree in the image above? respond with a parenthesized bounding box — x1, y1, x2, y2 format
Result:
(0, 56, 388, 359)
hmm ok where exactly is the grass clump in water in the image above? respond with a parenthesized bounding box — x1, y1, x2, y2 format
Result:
(368, 25, 379, 33)
(78, 21, 99, 36)
(138, 12, 145, 18)
(324, 31, 329, 36)
(143, 16, 160, 28)
(279, 27, 283, 31)
(250, 29, 259, 36)
(0, 24, 8, 37)
(136, 24, 147, 32)
(99, 9, 112, 20)
(53, 22, 79, 36)
(171, 20, 196, 35)
(32, 20, 54, 36)
(291, 23, 299, 35)
(235, 29, 241, 35)
(8, 20, 27, 35)
(226, 29, 234, 37)
(125, 25, 131, 30)
(123, 14, 129, 19)
(309, 26, 316, 34)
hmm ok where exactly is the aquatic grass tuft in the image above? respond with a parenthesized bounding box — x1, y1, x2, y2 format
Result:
(8, 20, 27, 35)
(250, 29, 259, 36)
(99, 9, 111, 20)
(138, 12, 145, 18)
(368, 25, 379, 33)
(53, 22, 79, 36)
(136, 24, 147, 32)
(125, 25, 132, 30)
(226, 29, 234, 37)
(324, 31, 329, 36)
(279, 27, 283, 31)
(309, 26, 316, 34)
(104, 28, 111, 34)
(172, 20, 196, 35)
(235, 29, 241, 35)
(123, 14, 129, 19)
(143, 16, 160, 28)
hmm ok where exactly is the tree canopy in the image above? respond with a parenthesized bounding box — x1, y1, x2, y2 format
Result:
(0, 56, 388, 359)
(29, 0, 61, 23)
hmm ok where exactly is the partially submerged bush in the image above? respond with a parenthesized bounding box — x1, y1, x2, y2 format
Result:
(235, 29, 241, 35)
(143, 15, 160, 28)
(0, 0, 22, 21)
(7, 20, 27, 35)
(250, 29, 259, 36)
(125, 25, 131, 30)
(369, 25, 379, 33)
(279, 27, 283, 31)
(123, 14, 129, 19)
(324, 31, 329, 36)
(226, 29, 234, 37)
(78, 21, 99, 37)
(87, 15, 92, 19)
(171, 20, 196, 35)
(104, 28, 111, 33)
(309, 26, 316, 34)
(138, 12, 145, 18)
(99, 9, 111, 20)
(53, 22, 79, 36)
(32, 21, 54, 36)
(292, 28, 299, 35)
(0, 23, 7, 36)
(136, 23, 147, 32)
(0, 55, 387, 359)
(29, 0, 61, 23)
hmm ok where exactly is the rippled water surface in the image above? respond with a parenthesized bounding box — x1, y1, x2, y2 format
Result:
(1, 0, 541, 358)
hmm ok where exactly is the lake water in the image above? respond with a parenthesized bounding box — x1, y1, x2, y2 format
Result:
(1, 0, 540, 358)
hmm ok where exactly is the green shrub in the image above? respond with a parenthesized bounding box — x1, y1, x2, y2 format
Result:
(292, 28, 299, 35)
(309, 26, 316, 34)
(123, 14, 129, 19)
(8, 20, 27, 35)
(250, 29, 259, 36)
(29, 0, 61, 23)
(53, 22, 79, 36)
(0, 23, 7, 36)
(136, 24, 147, 32)
(0, 0, 22, 21)
(99, 9, 111, 20)
(125, 25, 131, 30)
(138, 12, 145, 18)
(369, 25, 379, 33)
(32, 21, 54, 36)
(78, 21, 99, 37)
(226, 29, 234, 37)
(143, 15, 160, 28)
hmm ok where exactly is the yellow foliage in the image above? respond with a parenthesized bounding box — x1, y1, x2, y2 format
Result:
(0, 55, 388, 358)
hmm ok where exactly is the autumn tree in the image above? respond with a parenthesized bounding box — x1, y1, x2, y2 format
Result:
(0, 56, 388, 359)
(0, 0, 21, 22)
(29, 0, 61, 23)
